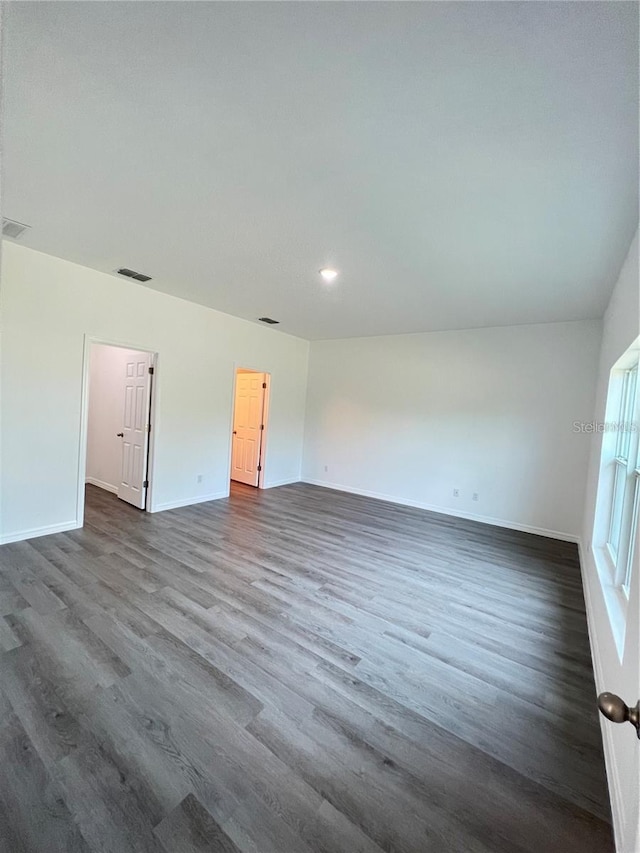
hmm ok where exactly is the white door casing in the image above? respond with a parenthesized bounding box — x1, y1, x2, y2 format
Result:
(231, 372, 266, 487)
(118, 352, 152, 508)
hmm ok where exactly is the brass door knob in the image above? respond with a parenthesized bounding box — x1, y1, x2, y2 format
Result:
(116, 432, 124, 437)
(597, 692, 640, 739)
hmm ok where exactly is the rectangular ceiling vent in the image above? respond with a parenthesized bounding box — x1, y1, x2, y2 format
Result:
(117, 267, 152, 283)
(258, 317, 279, 325)
(2, 218, 31, 239)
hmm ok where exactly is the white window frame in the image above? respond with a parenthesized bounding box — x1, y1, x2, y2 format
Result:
(593, 342, 640, 658)
(621, 471, 639, 596)
(604, 362, 639, 592)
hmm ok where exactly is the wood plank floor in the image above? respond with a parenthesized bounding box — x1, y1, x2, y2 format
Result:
(0, 482, 612, 852)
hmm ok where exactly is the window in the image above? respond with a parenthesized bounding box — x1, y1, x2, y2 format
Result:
(592, 342, 640, 657)
(604, 359, 639, 596)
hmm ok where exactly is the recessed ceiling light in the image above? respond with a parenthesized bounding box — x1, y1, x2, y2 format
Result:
(319, 268, 339, 282)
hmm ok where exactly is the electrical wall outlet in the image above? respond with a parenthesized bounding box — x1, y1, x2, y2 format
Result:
(453, 488, 459, 498)
(197, 474, 203, 484)
(472, 492, 479, 501)
(324, 465, 328, 473)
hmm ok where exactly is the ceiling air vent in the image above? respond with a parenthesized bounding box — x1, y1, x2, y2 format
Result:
(117, 267, 152, 283)
(2, 218, 30, 239)
(258, 317, 279, 325)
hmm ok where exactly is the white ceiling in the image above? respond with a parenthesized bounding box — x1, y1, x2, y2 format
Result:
(3, 1, 638, 340)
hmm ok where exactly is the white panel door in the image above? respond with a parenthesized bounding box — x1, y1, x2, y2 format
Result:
(622, 527, 639, 853)
(606, 458, 640, 852)
(600, 512, 640, 853)
(231, 372, 265, 487)
(117, 352, 152, 508)
(594, 355, 639, 852)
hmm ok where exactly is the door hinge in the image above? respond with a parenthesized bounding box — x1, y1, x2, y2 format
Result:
(260, 424, 264, 430)
(262, 382, 267, 389)
(257, 465, 262, 472)
(143, 480, 149, 488)
(148, 366, 154, 375)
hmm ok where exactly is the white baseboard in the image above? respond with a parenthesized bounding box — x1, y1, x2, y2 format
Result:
(0, 520, 80, 546)
(85, 477, 118, 495)
(262, 477, 301, 489)
(301, 478, 579, 543)
(150, 491, 229, 513)
(576, 540, 624, 852)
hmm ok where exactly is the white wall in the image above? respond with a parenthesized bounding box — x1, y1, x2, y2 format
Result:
(579, 229, 639, 853)
(303, 319, 602, 539)
(0, 242, 309, 542)
(86, 344, 145, 493)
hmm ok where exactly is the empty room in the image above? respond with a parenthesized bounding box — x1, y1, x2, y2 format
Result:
(0, 2, 639, 852)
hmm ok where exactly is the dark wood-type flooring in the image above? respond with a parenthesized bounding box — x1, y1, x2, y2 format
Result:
(0, 483, 612, 852)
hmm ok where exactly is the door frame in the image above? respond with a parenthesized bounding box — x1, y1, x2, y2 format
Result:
(228, 365, 271, 489)
(77, 335, 159, 526)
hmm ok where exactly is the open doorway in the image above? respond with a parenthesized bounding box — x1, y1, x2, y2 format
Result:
(230, 368, 270, 488)
(82, 341, 156, 516)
